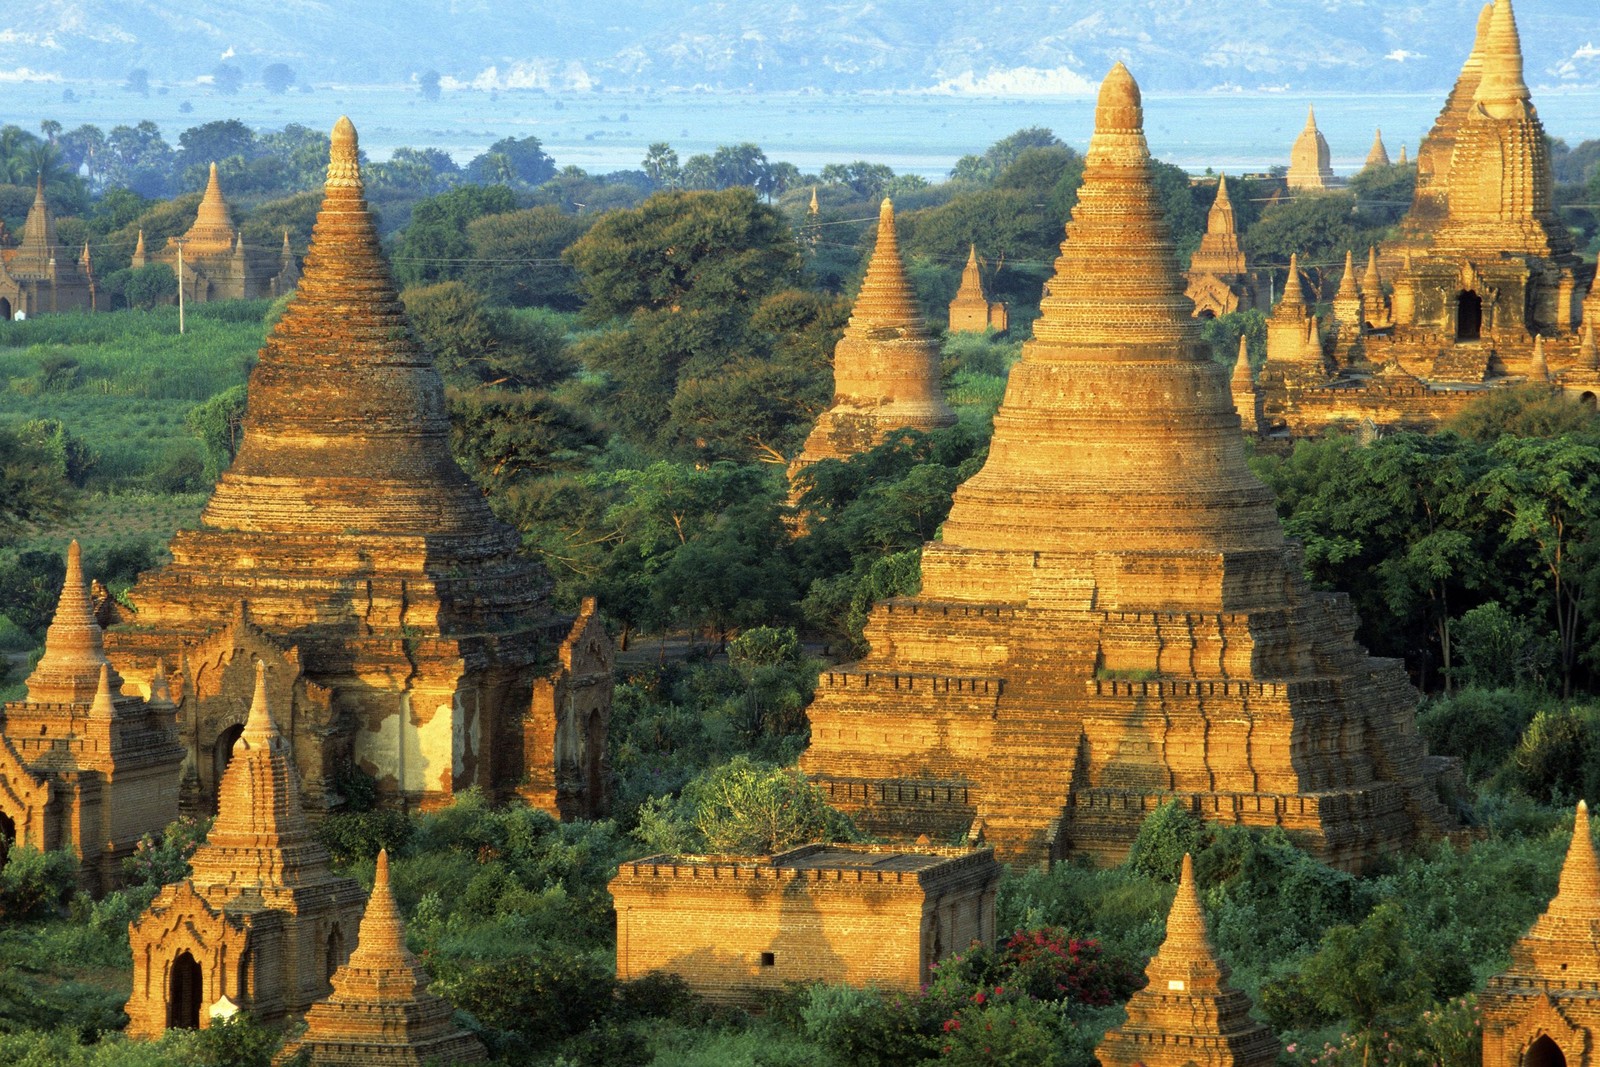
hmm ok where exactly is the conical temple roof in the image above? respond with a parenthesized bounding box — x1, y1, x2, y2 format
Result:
(11, 174, 59, 277)
(929, 62, 1285, 579)
(1529, 335, 1549, 382)
(296, 847, 487, 1062)
(793, 195, 955, 466)
(1096, 854, 1279, 1067)
(181, 162, 237, 255)
(1363, 246, 1383, 293)
(187, 661, 336, 890)
(1277, 252, 1310, 313)
(847, 199, 927, 335)
(1500, 802, 1600, 986)
(1288, 106, 1333, 189)
(1475, 0, 1530, 118)
(1581, 322, 1598, 372)
(1207, 174, 1237, 235)
(1335, 249, 1359, 300)
(23, 541, 123, 705)
(1366, 128, 1391, 168)
(1231, 334, 1253, 392)
(952, 244, 986, 303)
(200, 118, 513, 538)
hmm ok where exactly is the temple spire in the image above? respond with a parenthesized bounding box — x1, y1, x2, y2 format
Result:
(131, 229, 146, 268)
(1207, 173, 1237, 234)
(343, 849, 415, 980)
(1366, 128, 1390, 168)
(24, 541, 122, 705)
(1033, 62, 1195, 351)
(1336, 249, 1359, 300)
(179, 161, 237, 255)
(1363, 246, 1383, 293)
(1096, 854, 1280, 1067)
(1581, 321, 1598, 372)
(1475, 0, 1531, 118)
(88, 662, 118, 719)
(1544, 801, 1600, 923)
(240, 660, 277, 749)
(847, 198, 924, 332)
(1280, 253, 1308, 310)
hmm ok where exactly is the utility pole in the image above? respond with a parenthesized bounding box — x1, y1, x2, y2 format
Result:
(176, 239, 185, 335)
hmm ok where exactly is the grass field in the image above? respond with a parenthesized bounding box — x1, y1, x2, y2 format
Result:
(0, 302, 269, 490)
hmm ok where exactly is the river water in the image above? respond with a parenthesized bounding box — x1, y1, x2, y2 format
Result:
(13, 81, 1600, 180)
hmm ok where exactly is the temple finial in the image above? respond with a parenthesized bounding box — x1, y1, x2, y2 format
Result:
(327, 116, 362, 189)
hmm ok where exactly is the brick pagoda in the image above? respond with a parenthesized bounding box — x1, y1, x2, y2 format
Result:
(142, 163, 297, 302)
(1480, 801, 1600, 1065)
(0, 176, 102, 317)
(282, 849, 486, 1065)
(800, 63, 1453, 869)
(0, 542, 183, 895)
(1287, 107, 1335, 191)
(106, 118, 610, 819)
(1184, 175, 1266, 319)
(126, 662, 366, 1037)
(790, 198, 956, 476)
(947, 245, 1008, 333)
(1257, 0, 1596, 438)
(1097, 854, 1279, 1067)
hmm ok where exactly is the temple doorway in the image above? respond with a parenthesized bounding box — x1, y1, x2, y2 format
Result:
(325, 924, 345, 982)
(585, 710, 605, 810)
(167, 951, 202, 1030)
(0, 298, 10, 321)
(213, 724, 244, 799)
(1456, 290, 1483, 340)
(1582, 393, 1597, 410)
(1526, 1036, 1566, 1067)
(0, 813, 14, 864)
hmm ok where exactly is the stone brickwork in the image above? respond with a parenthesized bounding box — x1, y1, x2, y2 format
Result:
(1287, 108, 1335, 191)
(126, 663, 366, 1038)
(0, 542, 183, 895)
(147, 164, 296, 303)
(948, 246, 1008, 333)
(790, 198, 956, 477)
(1481, 802, 1600, 1066)
(0, 176, 102, 318)
(1257, 0, 1595, 439)
(1098, 854, 1279, 1067)
(522, 598, 613, 819)
(611, 844, 1001, 1003)
(800, 64, 1454, 870)
(105, 119, 611, 819)
(1185, 176, 1266, 319)
(282, 850, 486, 1065)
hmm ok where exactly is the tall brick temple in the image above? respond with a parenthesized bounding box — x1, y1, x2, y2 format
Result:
(126, 663, 366, 1037)
(0, 542, 183, 895)
(790, 198, 956, 476)
(800, 64, 1453, 869)
(105, 119, 611, 820)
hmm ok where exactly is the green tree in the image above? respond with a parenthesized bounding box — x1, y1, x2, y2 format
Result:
(211, 63, 244, 95)
(564, 188, 803, 451)
(392, 184, 518, 286)
(418, 70, 441, 101)
(642, 142, 680, 188)
(1480, 435, 1600, 697)
(464, 206, 590, 309)
(466, 135, 555, 187)
(685, 756, 854, 853)
(1300, 902, 1432, 1036)
(123, 262, 177, 309)
(185, 385, 248, 482)
(1446, 383, 1600, 441)
(260, 63, 295, 94)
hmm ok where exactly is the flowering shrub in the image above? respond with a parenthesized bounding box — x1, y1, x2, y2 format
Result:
(121, 815, 211, 890)
(927, 928, 1142, 1010)
(1283, 996, 1481, 1067)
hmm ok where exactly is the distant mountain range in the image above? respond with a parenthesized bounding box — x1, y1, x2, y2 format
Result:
(2, 0, 1596, 95)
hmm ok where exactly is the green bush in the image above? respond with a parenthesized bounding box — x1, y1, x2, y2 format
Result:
(1418, 687, 1543, 782)
(0, 847, 79, 920)
(1124, 799, 1206, 881)
(315, 810, 413, 868)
